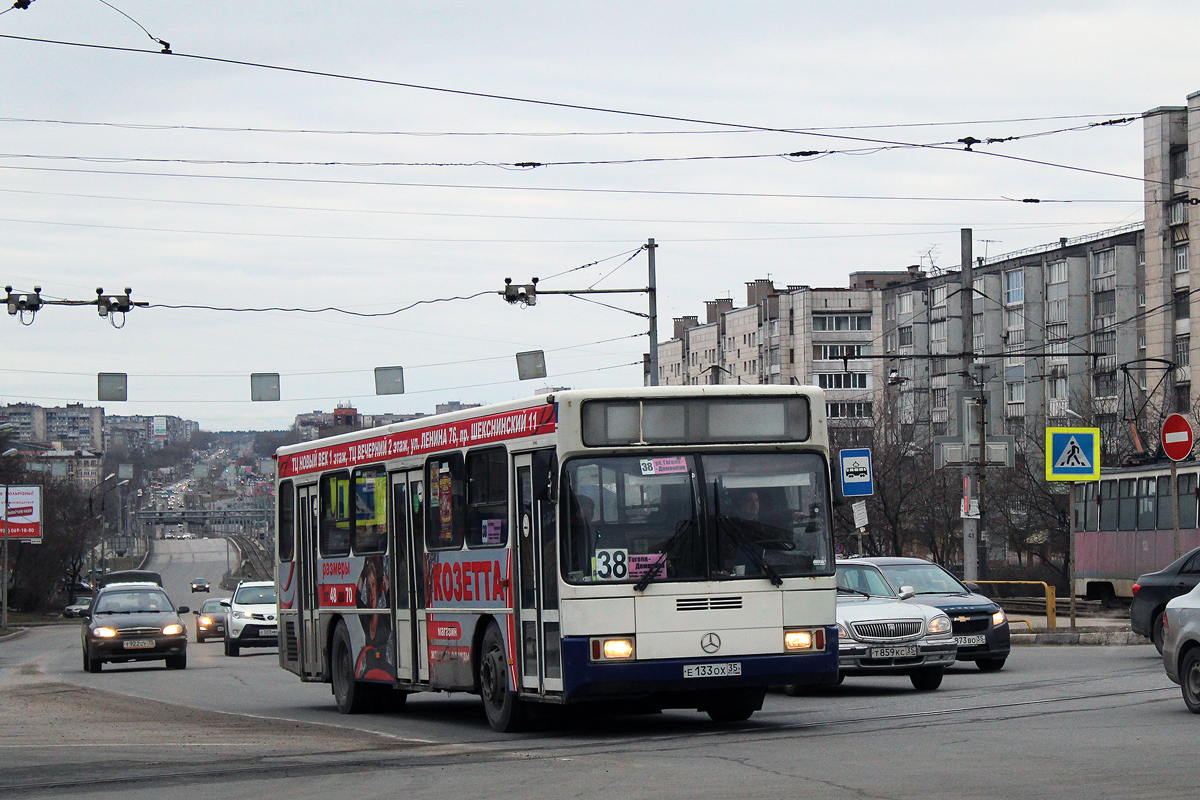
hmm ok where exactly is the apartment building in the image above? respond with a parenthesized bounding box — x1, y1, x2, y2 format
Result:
(0, 402, 104, 451)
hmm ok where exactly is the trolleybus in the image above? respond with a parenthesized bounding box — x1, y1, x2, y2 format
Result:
(275, 386, 838, 731)
(1073, 462, 1200, 599)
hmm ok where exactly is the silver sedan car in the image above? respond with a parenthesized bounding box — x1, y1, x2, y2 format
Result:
(1162, 582, 1200, 713)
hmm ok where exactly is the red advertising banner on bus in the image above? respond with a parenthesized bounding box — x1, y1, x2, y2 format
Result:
(2, 485, 43, 543)
(278, 404, 557, 479)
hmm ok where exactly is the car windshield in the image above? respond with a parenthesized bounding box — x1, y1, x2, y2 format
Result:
(201, 600, 225, 613)
(836, 564, 896, 597)
(193, 578, 207, 583)
(234, 586, 276, 604)
(562, 452, 832, 585)
(876, 563, 968, 594)
(95, 590, 173, 614)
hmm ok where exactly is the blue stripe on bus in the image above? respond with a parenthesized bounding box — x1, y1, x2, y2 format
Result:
(559, 628, 839, 701)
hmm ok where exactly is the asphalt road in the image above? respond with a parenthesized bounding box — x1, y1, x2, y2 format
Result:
(0, 541, 1192, 799)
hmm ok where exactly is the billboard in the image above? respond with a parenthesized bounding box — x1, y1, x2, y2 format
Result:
(153, 416, 168, 439)
(1, 485, 43, 543)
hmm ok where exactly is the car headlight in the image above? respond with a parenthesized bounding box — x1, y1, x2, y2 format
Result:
(199, 616, 213, 626)
(93, 627, 117, 638)
(992, 609, 1007, 626)
(836, 622, 852, 641)
(927, 615, 952, 635)
(162, 624, 184, 636)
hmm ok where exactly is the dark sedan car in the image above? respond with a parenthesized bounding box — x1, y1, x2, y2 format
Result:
(81, 582, 190, 672)
(852, 556, 1011, 671)
(194, 597, 228, 643)
(1130, 546, 1200, 653)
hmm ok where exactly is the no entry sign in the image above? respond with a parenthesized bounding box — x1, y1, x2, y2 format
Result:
(1163, 413, 1195, 462)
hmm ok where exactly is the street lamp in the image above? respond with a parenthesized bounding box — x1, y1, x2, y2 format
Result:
(93, 479, 129, 576)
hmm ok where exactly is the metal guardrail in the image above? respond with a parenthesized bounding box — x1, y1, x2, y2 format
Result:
(972, 580, 1057, 630)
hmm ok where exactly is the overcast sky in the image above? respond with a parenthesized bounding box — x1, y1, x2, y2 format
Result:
(0, 2, 1195, 431)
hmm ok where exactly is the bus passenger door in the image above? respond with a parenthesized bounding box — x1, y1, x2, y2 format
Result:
(391, 470, 429, 684)
(514, 450, 562, 694)
(296, 483, 323, 679)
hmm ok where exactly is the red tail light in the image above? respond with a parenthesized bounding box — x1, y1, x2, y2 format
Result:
(1131, 583, 1141, 596)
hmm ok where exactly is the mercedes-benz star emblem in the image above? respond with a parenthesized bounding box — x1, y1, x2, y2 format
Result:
(701, 632, 721, 653)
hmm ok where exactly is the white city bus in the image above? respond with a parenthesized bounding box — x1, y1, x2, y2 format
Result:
(275, 386, 838, 731)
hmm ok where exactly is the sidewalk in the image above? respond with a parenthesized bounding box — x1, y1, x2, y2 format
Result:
(1005, 611, 1149, 646)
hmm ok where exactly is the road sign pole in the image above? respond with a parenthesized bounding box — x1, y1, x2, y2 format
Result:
(1173, 458, 1180, 561)
(1069, 481, 1076, 631)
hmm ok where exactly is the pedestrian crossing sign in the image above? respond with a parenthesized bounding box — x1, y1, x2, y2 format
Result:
(1045, 427, 1101, 481)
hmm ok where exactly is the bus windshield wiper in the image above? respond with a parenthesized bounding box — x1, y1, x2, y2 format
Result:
(715, 516, 784, 587)
(634, 516, 696, 592)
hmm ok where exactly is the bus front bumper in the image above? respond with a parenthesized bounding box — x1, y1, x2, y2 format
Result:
(559, 630, 839, 704)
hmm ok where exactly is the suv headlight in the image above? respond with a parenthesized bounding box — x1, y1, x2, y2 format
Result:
(233, 609, 252, 620)
(927, 615, 952, 635)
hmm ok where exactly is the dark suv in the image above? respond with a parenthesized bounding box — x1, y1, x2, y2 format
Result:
(852, 556, 1011, 671)
(80, 582, 190, 672)
(1131, 546, 1200, 653)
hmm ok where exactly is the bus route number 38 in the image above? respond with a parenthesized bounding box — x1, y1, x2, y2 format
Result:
(593, 549, 628, 580)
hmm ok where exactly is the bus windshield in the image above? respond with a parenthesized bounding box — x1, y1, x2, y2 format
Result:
(562, 452, 831, 585)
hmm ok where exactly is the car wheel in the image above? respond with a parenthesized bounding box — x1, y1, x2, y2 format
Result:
(224, 637, 239, 657)
(331, 620, 375, 715)
(910, 666, 944, 691)
(976, 658, 1006, 672)
(166, 653, 187, 670)
(1152, 611, 1166, 654)
(84, 648, 102, 673)
(479, 621, 526, 732)
(1181, 649, 1200, 714)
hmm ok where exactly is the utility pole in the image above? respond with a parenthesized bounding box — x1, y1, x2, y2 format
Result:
(647, 238, 659, 386)
(960, 228, 979, 583)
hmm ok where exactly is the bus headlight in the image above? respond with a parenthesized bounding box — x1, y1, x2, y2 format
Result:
(784, 628, 826, 651)
(590, 637, 635, 661)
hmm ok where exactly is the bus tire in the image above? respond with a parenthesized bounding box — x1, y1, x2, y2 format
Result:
(331, 621, 372, 714)
(479, 622, 525, 732)
(705, 688, 763, 723)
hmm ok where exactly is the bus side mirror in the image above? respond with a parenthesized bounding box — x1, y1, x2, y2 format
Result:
(532, 451, 558, 503)
(831, 475, 845, 508)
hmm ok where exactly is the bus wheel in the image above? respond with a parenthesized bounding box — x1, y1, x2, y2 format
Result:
(705, 688, 764, 723)
(331, 621, 371, 714)
(479, 622, 525, 732)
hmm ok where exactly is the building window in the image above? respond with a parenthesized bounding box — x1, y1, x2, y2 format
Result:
(1169, 201, 1189, 227)
(1175, 244, 1190, 274)
(812, 314, 871, 331)
(1176, 336, 1191, 367)
(931, 285, 947, 307)
(1006, 382, 1025, 404)
(932, 387, 948, 408)
(814, 344, 871, 360)
(828, 402, 873, 418)
(898, 326, 913, 347)
(1176, 291, 1191, 320)
(1177, 384, 1191, 413)
(1047, 260, 1068, 285)
(1092, 249, 1116, 292)
(898, 293, 913, 315)
(816, 372, 869, 390)
(1004, 270, 1024, 305)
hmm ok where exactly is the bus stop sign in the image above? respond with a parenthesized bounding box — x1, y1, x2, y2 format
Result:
(839, 448, 873, 497)
(1162, 413, 1194, 462)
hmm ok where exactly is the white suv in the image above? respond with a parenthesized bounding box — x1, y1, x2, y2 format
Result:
(222, 580, 278, 657)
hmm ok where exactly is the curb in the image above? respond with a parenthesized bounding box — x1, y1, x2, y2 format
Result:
(1012, 630, 1150, 646)
(0, 627, 29, 643)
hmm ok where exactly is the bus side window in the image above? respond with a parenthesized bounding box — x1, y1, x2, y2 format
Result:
(278, 480, 295, 562)
(352, 466, 387, 554)
(426, 454, 466, 551)
(466, 447, 507, 548)
(319, 472, 351, 558)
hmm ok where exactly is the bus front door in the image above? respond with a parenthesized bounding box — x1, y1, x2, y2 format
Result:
(391, 470, 429, 684)
(514, 451, 563, 695)
(296, 483, 323, 679)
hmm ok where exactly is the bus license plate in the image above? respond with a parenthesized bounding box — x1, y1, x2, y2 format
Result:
(123, 639, 154, 649)
(870, 645, 917, 658)
(684, 662, 742, 678)
(955, 635, 986, 646)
